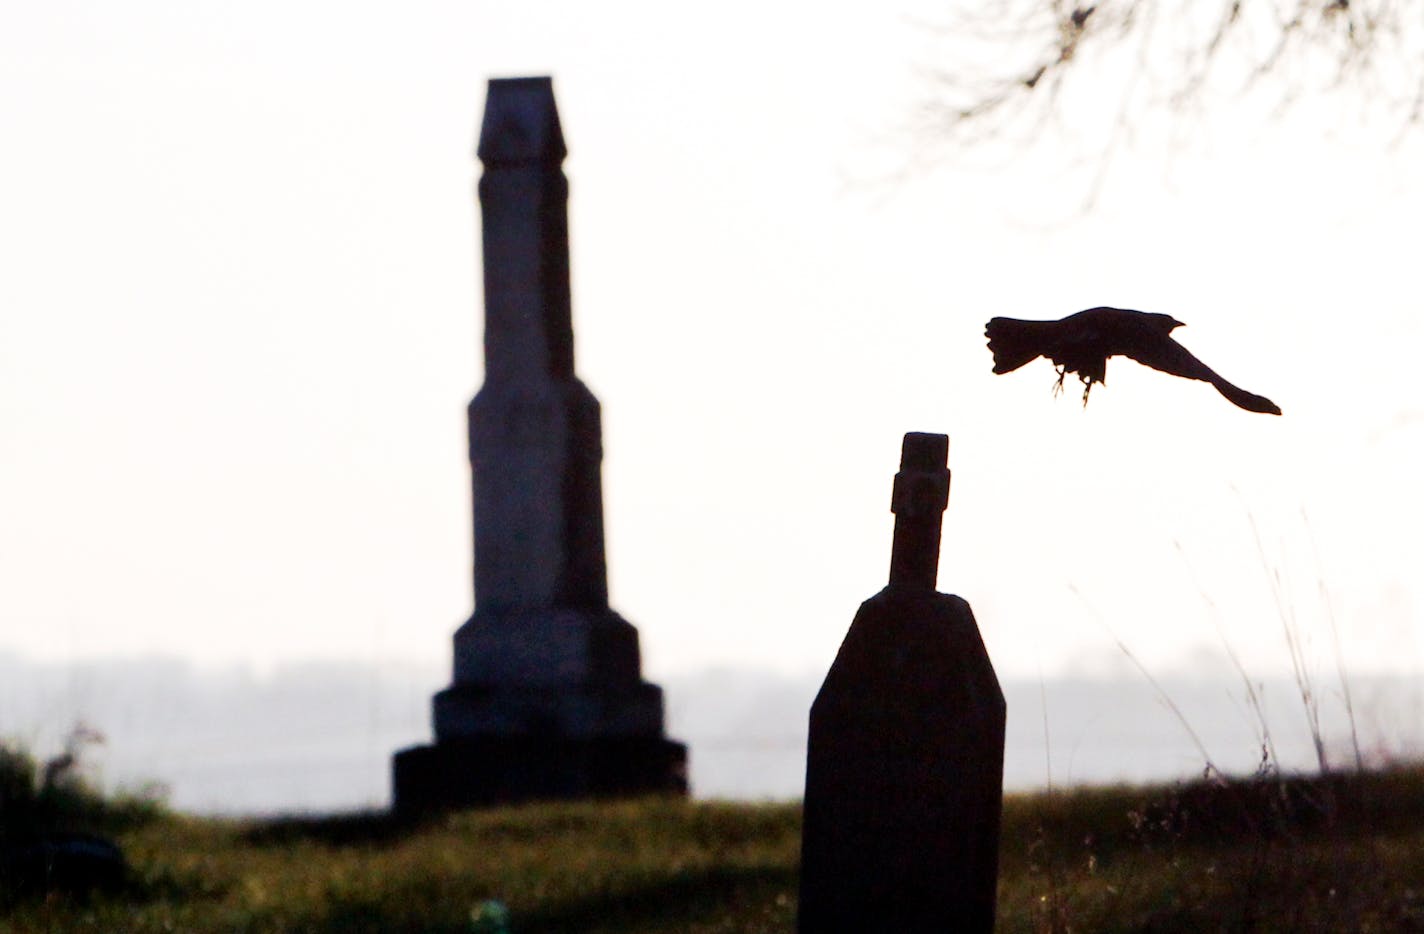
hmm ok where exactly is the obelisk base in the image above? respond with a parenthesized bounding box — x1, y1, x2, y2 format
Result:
(392, 605, 687, 816)
(392, 735, 687, 817)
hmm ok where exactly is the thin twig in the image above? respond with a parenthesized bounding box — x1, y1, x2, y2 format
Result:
(1069, 583, 1221, 776)
(1302, 507, 1365, 771)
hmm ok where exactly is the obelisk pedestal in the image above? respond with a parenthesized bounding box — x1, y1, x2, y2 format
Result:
(392, 77, 686, 815)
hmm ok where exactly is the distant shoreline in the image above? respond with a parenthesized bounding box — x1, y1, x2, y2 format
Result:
(1, 654, 1418, 814)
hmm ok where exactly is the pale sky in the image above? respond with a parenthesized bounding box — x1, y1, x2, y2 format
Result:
(3, 1, 1423, 700)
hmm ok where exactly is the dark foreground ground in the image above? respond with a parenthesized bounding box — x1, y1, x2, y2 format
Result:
(4, 765, 1424, 932)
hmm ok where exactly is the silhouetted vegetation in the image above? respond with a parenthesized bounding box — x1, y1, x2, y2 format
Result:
(999, 766, 1424, 931)
(0, 727, 165, 843)
(1, 728, 166, 903)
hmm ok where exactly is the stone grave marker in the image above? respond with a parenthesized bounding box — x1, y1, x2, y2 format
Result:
(798, 432, 1006, 932)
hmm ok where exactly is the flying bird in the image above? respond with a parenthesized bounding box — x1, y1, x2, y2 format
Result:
(985, 307, 1282, 415)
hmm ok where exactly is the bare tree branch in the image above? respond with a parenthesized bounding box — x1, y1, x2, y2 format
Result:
(911, 0, 1424, 185)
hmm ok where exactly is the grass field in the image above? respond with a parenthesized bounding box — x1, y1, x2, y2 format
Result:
(5, 766, 1424, 932)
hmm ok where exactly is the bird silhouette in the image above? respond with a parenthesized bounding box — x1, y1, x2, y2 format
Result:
(985, 307, 1282, 415)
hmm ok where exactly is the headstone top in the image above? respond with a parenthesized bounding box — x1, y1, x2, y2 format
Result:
(899, 432, 948, 472)
(891, 433, 950, 517)
(478, 77, 568, 166)
(888, 432, 950, 589)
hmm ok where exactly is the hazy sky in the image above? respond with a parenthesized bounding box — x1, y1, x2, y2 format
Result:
(4, 1, 1424, 699)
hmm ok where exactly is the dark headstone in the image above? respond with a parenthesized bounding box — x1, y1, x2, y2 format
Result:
(798, 432, 1006, 933)
(0, 833, 127, 897)
(393, 77, 685, 816)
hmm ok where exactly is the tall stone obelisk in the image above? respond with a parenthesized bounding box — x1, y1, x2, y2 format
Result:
(393, 77, 686, 814)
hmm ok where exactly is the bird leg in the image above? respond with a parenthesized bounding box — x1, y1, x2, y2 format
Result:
(1081, 375, 1095, 407)
(1051, 365, 1068, 397)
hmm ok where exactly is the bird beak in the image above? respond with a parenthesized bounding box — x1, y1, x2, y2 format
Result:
(1171, 318, 1186, 329)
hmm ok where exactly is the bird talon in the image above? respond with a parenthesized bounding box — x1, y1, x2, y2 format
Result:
(1052, 366, 1067, 397)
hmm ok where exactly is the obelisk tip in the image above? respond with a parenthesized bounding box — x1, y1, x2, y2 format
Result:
(477, 76, 567, 166)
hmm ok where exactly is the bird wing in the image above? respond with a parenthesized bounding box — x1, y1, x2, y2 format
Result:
(1120, 334, 1282, 415)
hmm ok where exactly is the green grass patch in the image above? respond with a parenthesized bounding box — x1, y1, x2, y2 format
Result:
(6, 767, 1424, 931)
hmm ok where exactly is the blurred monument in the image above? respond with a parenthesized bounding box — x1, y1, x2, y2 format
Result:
(798, 432, 1006, 933)
(392, 77, 686, 815)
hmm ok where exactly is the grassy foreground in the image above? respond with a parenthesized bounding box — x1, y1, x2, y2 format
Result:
(6, 766, 1424, 932)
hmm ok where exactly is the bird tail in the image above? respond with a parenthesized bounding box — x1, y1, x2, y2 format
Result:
(1208, 376, 1282, 415)
(985, 317, 1051, 374)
